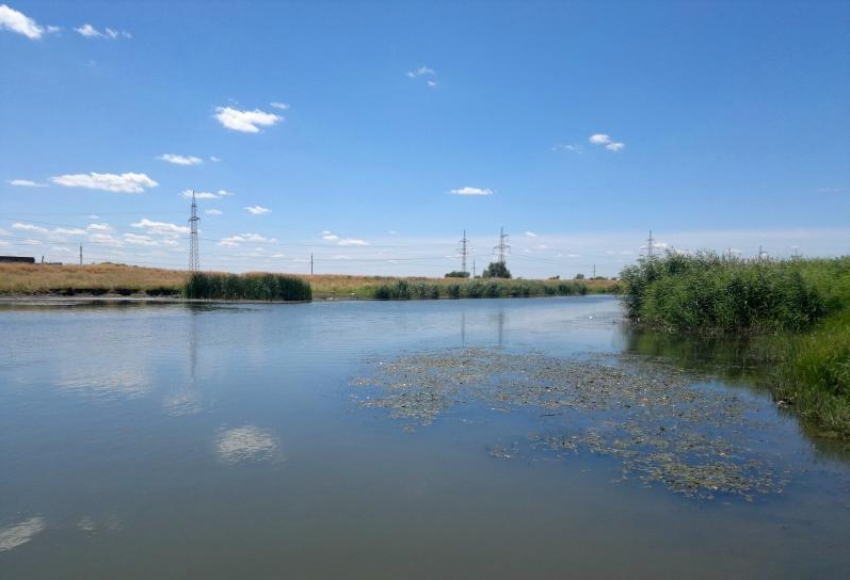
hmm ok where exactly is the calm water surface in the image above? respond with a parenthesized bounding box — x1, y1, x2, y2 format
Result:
(1, 296, 849, 579)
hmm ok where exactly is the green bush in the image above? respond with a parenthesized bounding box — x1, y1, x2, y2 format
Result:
(482, 262, 512, 279)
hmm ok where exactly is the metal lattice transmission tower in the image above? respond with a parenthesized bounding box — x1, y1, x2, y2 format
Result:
(494, 226, 510, 264)
(188, 190, 200, 271)
(646, 230, 655, 258)
(458, 230, 471, 275)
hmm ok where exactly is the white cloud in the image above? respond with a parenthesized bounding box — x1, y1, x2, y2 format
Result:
(589, 133, 625, 152)
(8, 179, 47, 187)
(448, 186, 493, 196)
(270, 102, 289, 110)
(87, 223, 113, 232)
(321, 231, 339, 241)
(123, 233, 159, 246)
(131, 218, 189, 236)
(209, 156, 221, 163)
(214, 106, 282, 133)
(159, 153, 203, 165)
(525, 231, 537, 238)
(0, 5, 47, 39)
(74, 23, 131, 39)
(218, 233, 277, 247)
(182, 190, 216, 200)
(89, 233, 123, 246)
(338, 238, 368, 246)
(53, 227, 87, 236)
(181, 189, 235, 199)
(407, 66, 439, 87)
(12, 222, 48, 234)
(407, 66, 435, 78)
(51, 172, 158, 193)
(205, 209, 222, 216)
(244, 206, 271, 215)
(552, 143, 582, 154)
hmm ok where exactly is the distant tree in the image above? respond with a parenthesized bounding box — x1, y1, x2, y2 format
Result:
(548, 275, 560, 280)
(445, 271, 470, 278)
(575, 273, 585, 280)
(482, 261, 512, 279)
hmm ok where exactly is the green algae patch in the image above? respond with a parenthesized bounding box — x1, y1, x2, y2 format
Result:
(353, 348, 790, 501)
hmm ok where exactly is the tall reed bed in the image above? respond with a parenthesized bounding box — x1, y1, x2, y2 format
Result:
(620, 252, 850, 435)
(619, 253, 850, 333)
(372, 279, 589, 300)
(185, 272, 312, 301)
(777, 309, 850, 434)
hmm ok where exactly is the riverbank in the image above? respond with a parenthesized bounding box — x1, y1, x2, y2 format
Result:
(620, 253, 850, 436)
(0, 263, 620, 301)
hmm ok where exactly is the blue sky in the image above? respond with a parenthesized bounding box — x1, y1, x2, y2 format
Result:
(1, 0, 848, 277)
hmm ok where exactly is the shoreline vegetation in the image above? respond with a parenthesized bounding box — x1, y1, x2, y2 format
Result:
(621, 253, 850, 437)
(0, 263, 620, 301)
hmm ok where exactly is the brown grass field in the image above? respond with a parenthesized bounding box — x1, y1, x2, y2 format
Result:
(0, 263, 619, 298)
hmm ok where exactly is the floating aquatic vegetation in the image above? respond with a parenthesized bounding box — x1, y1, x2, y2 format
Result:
(353, 348, 789, 500)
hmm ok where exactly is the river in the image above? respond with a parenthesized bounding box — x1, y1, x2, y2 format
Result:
(1, 296, 848, 578)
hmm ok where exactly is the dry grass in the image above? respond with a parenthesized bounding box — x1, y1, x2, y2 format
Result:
(0, 263, 187, 294)
(0, 263, 620, 297)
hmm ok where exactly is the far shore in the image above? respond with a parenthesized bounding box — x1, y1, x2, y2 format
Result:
(0, 263, 620, 302)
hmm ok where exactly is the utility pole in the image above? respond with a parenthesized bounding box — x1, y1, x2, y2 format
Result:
(473, 259, 476, 278)
(458, 230, 470, 275)
(494, 226, 510, 263)
(188, 190, 200, 271)
(592, 264, 596, 278)
(79, 244, 83, 266)
(310, 253, 314, 275)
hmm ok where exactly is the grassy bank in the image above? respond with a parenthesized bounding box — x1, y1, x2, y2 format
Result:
(621, 253, 850, 435)
(0, 263, 619, 300)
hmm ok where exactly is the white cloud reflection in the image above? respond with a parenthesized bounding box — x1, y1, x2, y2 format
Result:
(216, 426, 278, 464)
(0, 517, 47, 552)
